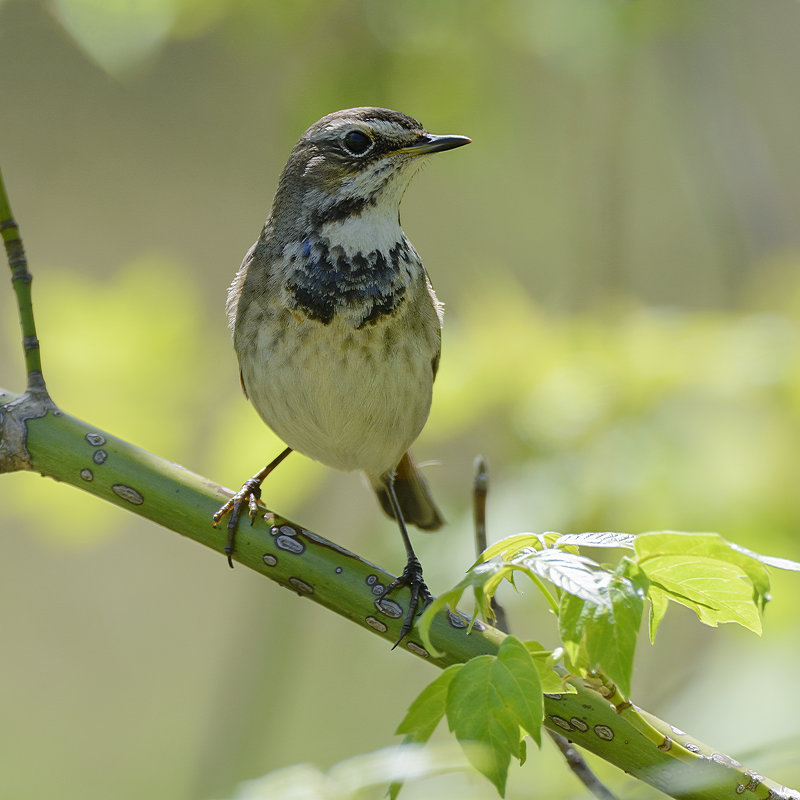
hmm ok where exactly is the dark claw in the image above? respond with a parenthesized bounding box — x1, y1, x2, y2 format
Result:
(213, 479, 263, 568)
(376, 556, 433, 648)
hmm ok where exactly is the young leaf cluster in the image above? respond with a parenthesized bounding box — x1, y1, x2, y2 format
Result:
(394, 635, 562, 796)
(408, 529, 799, 796)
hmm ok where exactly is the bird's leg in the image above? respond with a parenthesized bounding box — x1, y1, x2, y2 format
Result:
(212, 446, 292, 567)
(376, 474, 433, 648)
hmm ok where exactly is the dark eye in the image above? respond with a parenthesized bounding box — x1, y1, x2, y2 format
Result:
(343, 129, 372, 156)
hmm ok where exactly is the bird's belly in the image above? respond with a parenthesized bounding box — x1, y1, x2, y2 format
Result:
(241, 314, 435, 477)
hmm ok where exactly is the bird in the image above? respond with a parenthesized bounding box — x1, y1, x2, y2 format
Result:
(213, 107, 470, 644)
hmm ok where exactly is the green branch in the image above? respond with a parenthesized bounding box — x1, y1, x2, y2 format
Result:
(0, 167, 45, 392)
(1, 168, 797, 800)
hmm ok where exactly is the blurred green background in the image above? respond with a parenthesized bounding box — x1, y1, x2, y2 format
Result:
(2, 0, 800, 797)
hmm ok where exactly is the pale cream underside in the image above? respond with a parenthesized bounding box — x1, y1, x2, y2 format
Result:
(240, 303, 436, 478)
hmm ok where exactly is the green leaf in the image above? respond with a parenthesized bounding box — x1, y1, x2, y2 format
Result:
(512, 548, 610, 605)
(446, 655, 516, 795)
(445, 637, 544, 795)
(648, 586, 669, 643)
(557, 563, 645, 696)
(475, 532, 563, 566)
(396, 664, 462, 742)
(483, 563, 516, 602)
(558, 590, 589, 665)
(640, 554, 761, 634)
(636, 531, 771, 611)
(388, 774, 402, 800)
(556, 531, 635, 549)
(391, 666, 463, 800)
(584, 569, 644, 697)
(494, 636, 543, 745)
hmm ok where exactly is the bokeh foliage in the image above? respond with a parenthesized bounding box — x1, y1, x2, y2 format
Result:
(2, 0, 800, 798)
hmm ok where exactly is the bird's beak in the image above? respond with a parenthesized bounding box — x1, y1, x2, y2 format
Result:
(397, 133, 472, 156)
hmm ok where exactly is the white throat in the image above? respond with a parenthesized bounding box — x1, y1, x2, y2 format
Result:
(319, 204, 404, 257)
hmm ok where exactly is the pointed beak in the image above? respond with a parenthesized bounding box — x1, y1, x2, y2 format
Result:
(397, 133, 472, 156)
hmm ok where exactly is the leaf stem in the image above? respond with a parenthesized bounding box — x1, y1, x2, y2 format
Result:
(521, 566, 561, 615)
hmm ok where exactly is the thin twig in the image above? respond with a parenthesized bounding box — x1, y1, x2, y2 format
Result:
(0, 167, 47, 394)
(472, 456, 621, 800)
(547, 733, 621, 800)
(473, 455, 508, 631)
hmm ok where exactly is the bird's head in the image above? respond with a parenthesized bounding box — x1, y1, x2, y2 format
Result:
(270, 107, 471, 232)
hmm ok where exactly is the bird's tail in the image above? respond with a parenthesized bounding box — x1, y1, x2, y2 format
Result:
(372, 451, 445, 531)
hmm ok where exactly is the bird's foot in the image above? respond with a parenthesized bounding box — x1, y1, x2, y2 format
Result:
(212, 449, 293, 568)
(376, 556, 433, 648)
(212, 477, 264, 568)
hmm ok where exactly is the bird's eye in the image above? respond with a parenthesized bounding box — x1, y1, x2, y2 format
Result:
(342, 130, 372, 156)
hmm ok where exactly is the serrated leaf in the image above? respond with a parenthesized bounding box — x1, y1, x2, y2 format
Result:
(583, 572, 643, 697)
(495, 636, 543, 745)
(635, 532, 771, 610)
(557, 564, 644, 696)
(557, 531, 635, 549)
(641, 554, 761, 633)
(557, 591, 587, 665)
(446, 655, 517, 795)
(445, 637, 545, 795)
(512, 548, 611, 605)
(475, 532, 562, 566)
(396, 664, 462, 742)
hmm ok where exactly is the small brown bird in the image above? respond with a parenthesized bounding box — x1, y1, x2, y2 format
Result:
(214, 107, 470, 643)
